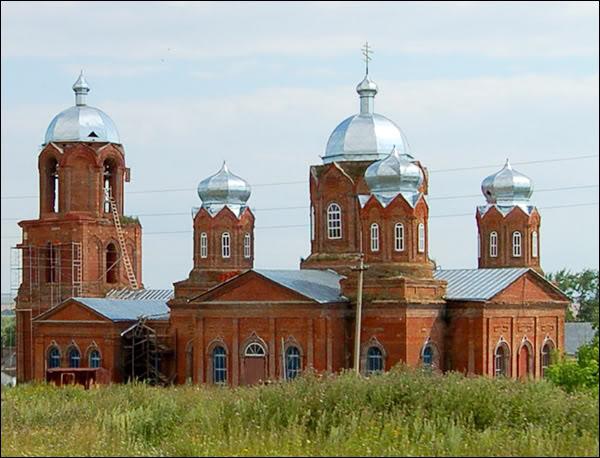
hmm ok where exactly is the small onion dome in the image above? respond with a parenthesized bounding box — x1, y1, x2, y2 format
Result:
(364, 146, 424, 200)
(356, 75, 378, 95)
(197, 162, 251, 210)
(481, 159, 533, 205)
(44, 71, 120, 145)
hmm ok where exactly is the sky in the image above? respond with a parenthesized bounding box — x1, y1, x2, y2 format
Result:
(1, 1, 598, 292)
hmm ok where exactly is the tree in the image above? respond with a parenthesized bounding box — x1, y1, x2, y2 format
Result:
(547, 268, 599, 329)
(1, 316, 16, 349)
(546, 335, 599, 394)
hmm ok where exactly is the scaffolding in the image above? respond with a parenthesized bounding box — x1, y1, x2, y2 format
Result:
(121, 316, 174, 385)
(10, 242, 83, 314)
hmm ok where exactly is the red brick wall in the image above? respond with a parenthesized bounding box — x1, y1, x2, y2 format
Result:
(477, 206, 541, 271)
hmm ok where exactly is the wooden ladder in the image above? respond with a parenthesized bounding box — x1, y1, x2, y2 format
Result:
(108, 190, 139, 289)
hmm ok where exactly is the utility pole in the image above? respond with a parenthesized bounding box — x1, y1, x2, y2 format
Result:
(352, 253, 368, 374)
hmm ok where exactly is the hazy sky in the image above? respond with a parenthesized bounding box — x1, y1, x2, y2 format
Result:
(1, 1, 598, 292)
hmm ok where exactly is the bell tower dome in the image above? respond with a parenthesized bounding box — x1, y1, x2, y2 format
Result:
(476, 159, 541, 272)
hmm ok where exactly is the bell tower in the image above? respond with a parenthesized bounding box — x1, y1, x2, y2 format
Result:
(476, 159, 542, 272)
(15, 72, 142, 382)
(172, 162, 255, 300)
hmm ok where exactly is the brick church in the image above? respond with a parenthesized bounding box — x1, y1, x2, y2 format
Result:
(14, 63, 569, 387)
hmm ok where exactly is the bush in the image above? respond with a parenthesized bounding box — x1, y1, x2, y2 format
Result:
(547, 336, 599, 394)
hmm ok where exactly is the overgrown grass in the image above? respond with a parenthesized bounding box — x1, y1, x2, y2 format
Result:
(2, 367, 598, 456)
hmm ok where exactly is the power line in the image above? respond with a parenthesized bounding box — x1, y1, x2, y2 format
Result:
(2, 183, 597, 222)
(2, 201, 597, 240)
(2, 154, 597, 200)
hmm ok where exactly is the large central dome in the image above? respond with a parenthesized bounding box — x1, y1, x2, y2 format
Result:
(43, 71, 120, 145)
(322, 74, 410, 164)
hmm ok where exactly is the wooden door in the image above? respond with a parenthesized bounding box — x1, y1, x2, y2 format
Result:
(243, 356, 266, 385)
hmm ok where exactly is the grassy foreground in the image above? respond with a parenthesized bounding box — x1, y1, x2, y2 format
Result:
(1, 368, 598, 457)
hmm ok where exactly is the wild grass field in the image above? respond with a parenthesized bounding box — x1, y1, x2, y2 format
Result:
(1, 367, 598, 457)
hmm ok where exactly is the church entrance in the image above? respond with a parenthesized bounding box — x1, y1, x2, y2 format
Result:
(242, 342, 266, 385)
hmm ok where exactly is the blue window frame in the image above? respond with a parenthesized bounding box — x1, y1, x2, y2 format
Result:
(48, 347, 61, 368)
(422, 345, 433, 367)
(285, 346, 301, 380)
(366, 346, 383, 375)
(68, 347, 81, 368)
(89, 349, 101, 368)
(212, 346, 227, 384)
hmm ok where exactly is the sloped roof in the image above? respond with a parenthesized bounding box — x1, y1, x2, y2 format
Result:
(433, 268, 530, 301)
(106, 288, 173, 301)
(564, 322, 596, 356)
(255, 269, 347, 304)
(71, 297, 170, 322)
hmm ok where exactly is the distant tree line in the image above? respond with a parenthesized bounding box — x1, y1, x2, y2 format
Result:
(547, 268, 599, 329)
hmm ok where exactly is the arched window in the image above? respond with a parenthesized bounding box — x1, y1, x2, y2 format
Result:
(221, 232, 231, 259)
(490, 232, 498, 258)
(327, 203, 342, 239)
(310, 205, 315, 241)
(541, 340, 554, 378)
(494, 342, 510, 377)
(45, 158, 59, 213)
(102, 159, 118, 213)
(48, 346, 61, 369)
(418, 223, 425, 253)
(422, 345, 434, 368)
(394, 223, 405, 252)
(370, 223, 379, 252)
(512, 231, 522, 257)
(366, 346, 384, 375)
(89, 349, 101, 368)
(285, 346, 301, 380)
(244, 233, 251, 259)
(105, 242, 119, 284)
(200, 233, 208, 258)
(212, 346, 227, 384)
(532, 231, 539, 258)
(68, 347, 81, 368)
(244, 342, 266, 357)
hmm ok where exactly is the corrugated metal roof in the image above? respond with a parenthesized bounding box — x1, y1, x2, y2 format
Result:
(564, 322, 596, 356)
(106, 288, 173, 301)
(255, 269, 347, 304)
(433, 268, 529, 301)
(72, 297, 170, 322)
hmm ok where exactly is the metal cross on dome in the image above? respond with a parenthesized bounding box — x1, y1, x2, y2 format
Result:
(362, 41, 373, 75)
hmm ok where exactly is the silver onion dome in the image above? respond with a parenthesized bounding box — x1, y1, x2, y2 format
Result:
(197, 162, 251, 216)
(43, 71, 120, 145)
(322, 74, 410, 164)
(364, 146, 423, 205)
(481, 159, 533, 205)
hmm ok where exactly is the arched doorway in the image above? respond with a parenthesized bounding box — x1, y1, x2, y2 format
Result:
(242, 342, 266, 385)
(106, 243, 119, 284)
(518, 342, 532, 379)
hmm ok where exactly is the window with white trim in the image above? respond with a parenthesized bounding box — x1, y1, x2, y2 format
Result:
(285, 346, 301, 380)
(327, 203, 342, 239)
(89, 349, 101, 368)
(68, 347, 81, 368)
(243, 233, 251, 259)
(370, 223, 379, 252)
(200, 232, 208, 258)
(490, 231, 498, 258)
(212, 346, 227, 384)
(221, 232, 230, 258)
(494, 343, 510, 377)
(394, 223, 404, 252)
(48, 346, 61, 369)
(418, 223, 425, 253)
(512, 231, 522, 257)
(366, 347, 384, 375)
(532, 231, 538, 258)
